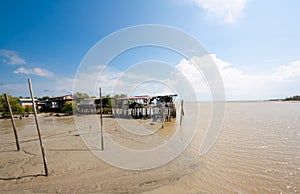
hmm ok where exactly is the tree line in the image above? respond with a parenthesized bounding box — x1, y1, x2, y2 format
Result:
(283, 95, 300, 101)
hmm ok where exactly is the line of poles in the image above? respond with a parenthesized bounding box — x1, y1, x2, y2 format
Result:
(4, 78, 48, 176)
(4, 81, 182, 177)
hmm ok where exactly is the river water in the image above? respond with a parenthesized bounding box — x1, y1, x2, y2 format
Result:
(177, 102, 300, 193)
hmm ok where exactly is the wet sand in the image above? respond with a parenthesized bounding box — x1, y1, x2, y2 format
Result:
(0, 113, 200, 193)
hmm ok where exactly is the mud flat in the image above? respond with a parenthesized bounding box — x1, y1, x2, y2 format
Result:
(0, 114, 200, 193)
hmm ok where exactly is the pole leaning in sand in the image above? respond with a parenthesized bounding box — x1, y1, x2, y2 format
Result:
(28, 78, 48, 176)
(99, 87, 104, 150)
(180, 100, 184, 126)
(161, 106, 165, 128)
(4, 93, 20, 151)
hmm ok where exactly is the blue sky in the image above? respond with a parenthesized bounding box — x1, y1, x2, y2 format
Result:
(0, 0, 300, 100)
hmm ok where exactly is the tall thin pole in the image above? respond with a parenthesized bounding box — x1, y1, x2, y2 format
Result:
(28, 78, 48, 176)
(180, 100, 184, 126)
(161, 107, 165, 128)
(99, 87, 104, 150)
(4, 93, 20, 151)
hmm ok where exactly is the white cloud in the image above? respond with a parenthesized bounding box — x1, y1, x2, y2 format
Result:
(0, 49, 26, 65)
(175, 58, 211, 100)
(274, 60, 300, 79)
(189, 0, 249, 24)
(175, 55, 300, 100)
(13, 67, 54, 77)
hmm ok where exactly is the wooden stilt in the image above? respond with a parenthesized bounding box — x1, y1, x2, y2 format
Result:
(161, 107, 165, 128)
(180, 100, 184, 126)
(99, 87, 104, 150)
(28, 78, 48, 176)
(4, 93, 20, 151)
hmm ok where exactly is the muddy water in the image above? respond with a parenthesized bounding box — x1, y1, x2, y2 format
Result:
(180, 102, 300, 193)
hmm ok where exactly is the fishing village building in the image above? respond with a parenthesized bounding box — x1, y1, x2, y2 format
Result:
(17, 94, 178, 123)
(18, 98, 37, 108)
(111, 94, 177, 121)
(43, 95, 73, 112)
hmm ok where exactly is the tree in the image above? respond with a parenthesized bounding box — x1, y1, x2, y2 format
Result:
(73, 92, 89, 99)
(284, 95, 300, 101)
(0, 95, 5, 113)
(0, 94, 25, 118)
(24, 106, 33, 113)
(61, 101, 74, 115)
(38, 96, 50, 101)
(113, 94, 127, 98)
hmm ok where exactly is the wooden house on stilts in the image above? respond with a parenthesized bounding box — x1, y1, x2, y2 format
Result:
(112, 94, 177, 122)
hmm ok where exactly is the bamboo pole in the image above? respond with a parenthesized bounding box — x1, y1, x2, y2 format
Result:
(4, 93, 20, 151)
(28, 78, 48, 176)
(161, 107, 165, 128)
(99, 87, 104, 150)
(180, 100, 184, 126)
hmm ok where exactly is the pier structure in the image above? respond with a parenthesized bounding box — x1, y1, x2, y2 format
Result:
(112, 94, 177, 122)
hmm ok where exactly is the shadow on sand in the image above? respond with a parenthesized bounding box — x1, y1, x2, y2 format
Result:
(0, 173, 46, 181)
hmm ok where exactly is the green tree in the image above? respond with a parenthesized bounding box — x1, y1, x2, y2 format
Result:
(38, 96, 50, 101)
(284, 95, 300, 101)
(113, 94, 127, 98)
(73, 92, 89, 99)
(0, 95, 5, 113)
(61, 101, 74, 115)
(24, 106, 33, 113)
(0, 94, 25, 118)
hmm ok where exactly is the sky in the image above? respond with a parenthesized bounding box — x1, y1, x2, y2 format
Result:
(0, 0, 300, 101)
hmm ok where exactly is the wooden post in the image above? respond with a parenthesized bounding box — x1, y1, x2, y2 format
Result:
(28, 78, 48, 176)
(99, 87, 104, 150)
(180, 100, 184, 126)
(161, 107, 165, 128)
(4, 93, 20, 151)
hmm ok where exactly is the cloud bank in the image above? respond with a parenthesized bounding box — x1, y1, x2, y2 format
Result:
(176, 54, 300, 100)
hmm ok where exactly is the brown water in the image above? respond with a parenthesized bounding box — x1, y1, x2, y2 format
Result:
(0, 102, 299, 193)
(180, 102, 300, 193)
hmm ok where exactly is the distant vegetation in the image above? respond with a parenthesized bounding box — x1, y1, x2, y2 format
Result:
(73, 92, 90, 99)
(270, 95, 300, 101)
(0, 94, 25, 118)
(61, 101, 74, 115)
(283, 95, 300, 101)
